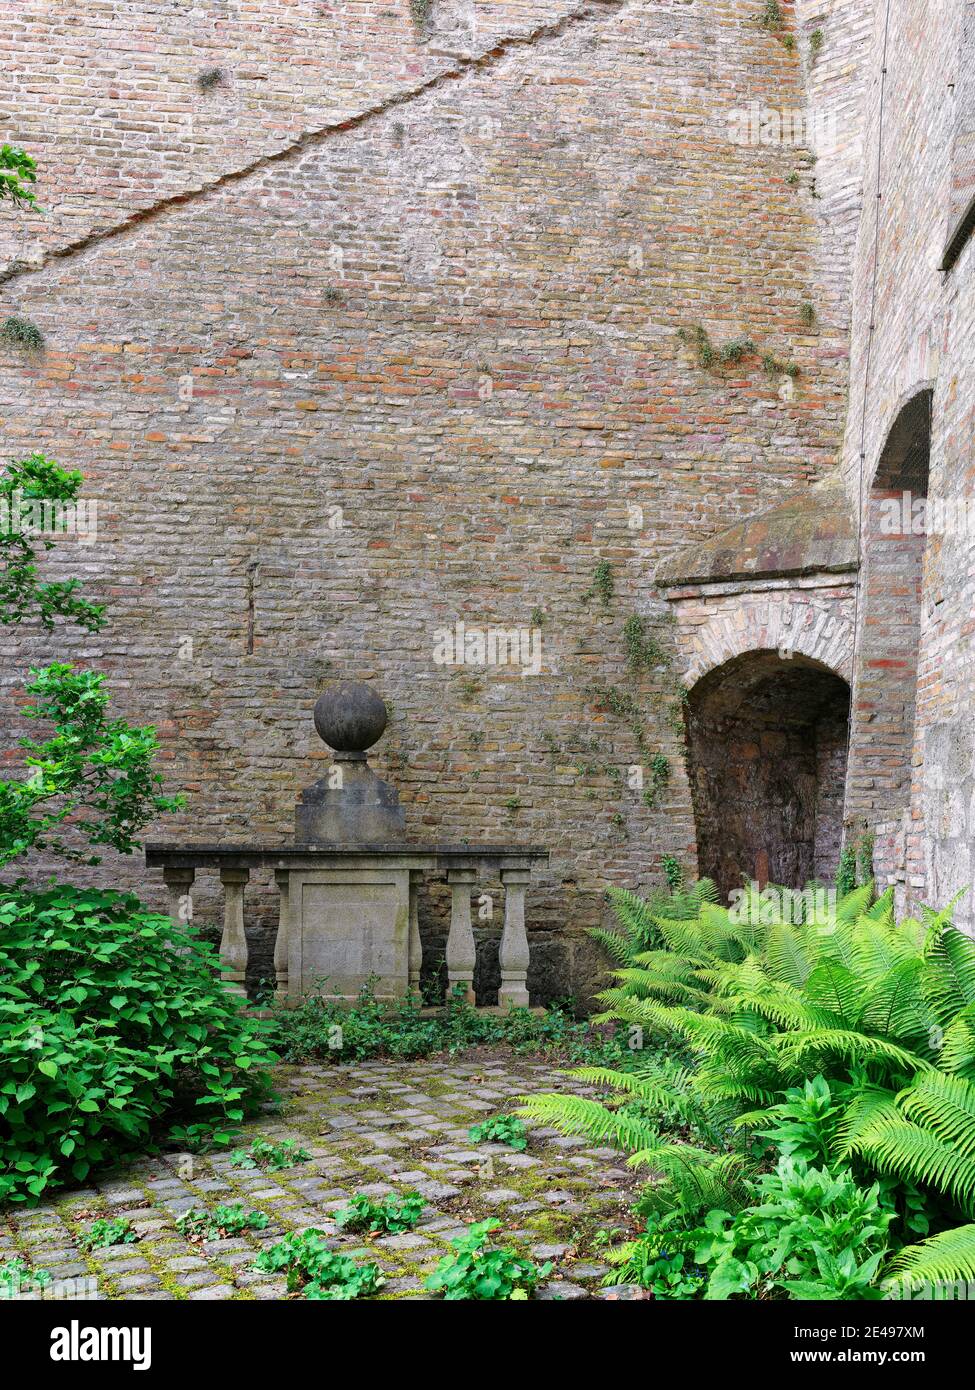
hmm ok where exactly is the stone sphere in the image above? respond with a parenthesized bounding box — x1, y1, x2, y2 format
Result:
(313, 681, 388, 753)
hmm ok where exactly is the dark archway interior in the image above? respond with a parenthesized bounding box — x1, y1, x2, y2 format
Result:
(687, 651, 851, 901)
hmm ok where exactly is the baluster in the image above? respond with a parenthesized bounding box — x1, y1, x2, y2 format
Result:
(218, 867, 249, 997)
(273, 867, 290, 1002)
(499, 869, 531, 1008)
(162, 867, 195, 949)
(408, 870, 423, 998)
(446, 867, 477, 1005)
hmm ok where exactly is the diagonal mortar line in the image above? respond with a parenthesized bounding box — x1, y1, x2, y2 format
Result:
(0, 0, 627, 289)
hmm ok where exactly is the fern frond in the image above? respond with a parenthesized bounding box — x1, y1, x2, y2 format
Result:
(764, 923, 811, 988)
(693, 877, 720, 905)
(775, 1029, 929, 1075)
(898, 1072, 975, 1160)
(732, 984, 844, 1033)
(626, 1144, 750, 1217)
(940, 1003, 975, 1080)
(883, 1224, 975, 1296)
(858, 958, 933, 1044)
(832, 1087, 900, 1162)
(653, 915, 708, 959)
(835, 882, 875, 924)
(516, 1092, 657, 1154)
(803, 960, 861, 1028)
(861, 887, 895, 926)
(565, 1063, 694, 1114)
(853, 923, 919, 989)
(922, 924, 975, 1027)
(606, 886, 660, 954)
(857, 1119, 975, 1214)
(586, 926, 636, 967)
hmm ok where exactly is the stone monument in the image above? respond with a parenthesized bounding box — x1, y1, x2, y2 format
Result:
(147, 682, 549, 1009)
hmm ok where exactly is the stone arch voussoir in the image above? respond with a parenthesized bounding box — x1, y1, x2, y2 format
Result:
(683, 597, 854, 690)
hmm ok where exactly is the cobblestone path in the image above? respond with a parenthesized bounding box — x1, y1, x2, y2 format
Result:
(2, 1055, 642, 1300)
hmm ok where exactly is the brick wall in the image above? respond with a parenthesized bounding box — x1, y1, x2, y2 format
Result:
(840, 0, 975, 926)
(0, 0, 867, 995)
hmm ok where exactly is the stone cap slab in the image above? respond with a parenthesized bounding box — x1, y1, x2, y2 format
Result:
(656, 482, 857, 588)
(145, 842, 550, 874)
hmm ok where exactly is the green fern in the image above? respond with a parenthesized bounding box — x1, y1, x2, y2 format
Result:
(544, 878, 975, 1261)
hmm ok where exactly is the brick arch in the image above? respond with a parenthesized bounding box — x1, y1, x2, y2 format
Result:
(683, 598, 854, 690)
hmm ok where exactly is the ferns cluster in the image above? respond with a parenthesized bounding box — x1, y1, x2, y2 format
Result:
(521, 881, 975, 1295)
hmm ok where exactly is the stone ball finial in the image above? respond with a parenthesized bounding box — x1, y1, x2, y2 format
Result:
(313, 681, 388, 756)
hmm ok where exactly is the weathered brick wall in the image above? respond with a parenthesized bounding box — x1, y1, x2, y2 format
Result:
(0, 0, 865, 996)
(840, 0, 975, 925)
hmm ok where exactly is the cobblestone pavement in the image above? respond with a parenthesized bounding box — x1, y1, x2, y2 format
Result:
(2, 1055, 643, 1300)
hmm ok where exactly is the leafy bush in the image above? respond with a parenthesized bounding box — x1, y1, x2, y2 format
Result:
(425, 1219, 553, 1300)
(229, 1138, 310, 1171)
(176, 1204, 269, 1239)
(754, 1074, 842, 1165)
(693, 1158, 892, 1300)
(0, 883, 277, 1204)
(334, 1190, 426, 1235)
(253, 1228, 384, 1300)
(468, 1115, 528, 1152)
(78, 1217, 137, 1251)
(0, 316, 44, 353)
(600, 1211, 705, 1298)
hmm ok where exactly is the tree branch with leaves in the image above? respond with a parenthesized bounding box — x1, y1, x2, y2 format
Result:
(0, 454, 183, 866)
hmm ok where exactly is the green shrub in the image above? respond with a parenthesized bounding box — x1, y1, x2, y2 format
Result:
(583, 559, 615, 606)
(0, 883, 276, 1205)
(334, 1190, 426, 1234)
(426, 1219, 552, 1300)
(0, 316, 44, 353)
(601, 1211, 705, 1298)
(754, 1074, 842, 1165)
(253, 1228, 384, 1300)
(0, 146, 40, 210)
(0, 1257, 50, 1298)
(468, 1115, 528, 1152)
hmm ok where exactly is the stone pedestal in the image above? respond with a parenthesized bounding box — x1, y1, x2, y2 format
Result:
(286, 864, 410, 1001)
(295, 758, 405, 845)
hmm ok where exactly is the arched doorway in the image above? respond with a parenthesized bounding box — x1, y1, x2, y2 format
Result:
(686, 651, 851, 900)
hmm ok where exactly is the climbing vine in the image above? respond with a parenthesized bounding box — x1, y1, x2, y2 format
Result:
(582, 559, 615, 606)
(837, 827, 875, 897)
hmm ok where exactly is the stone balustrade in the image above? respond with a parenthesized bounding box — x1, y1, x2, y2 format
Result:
(145, 843, 549, 1007)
